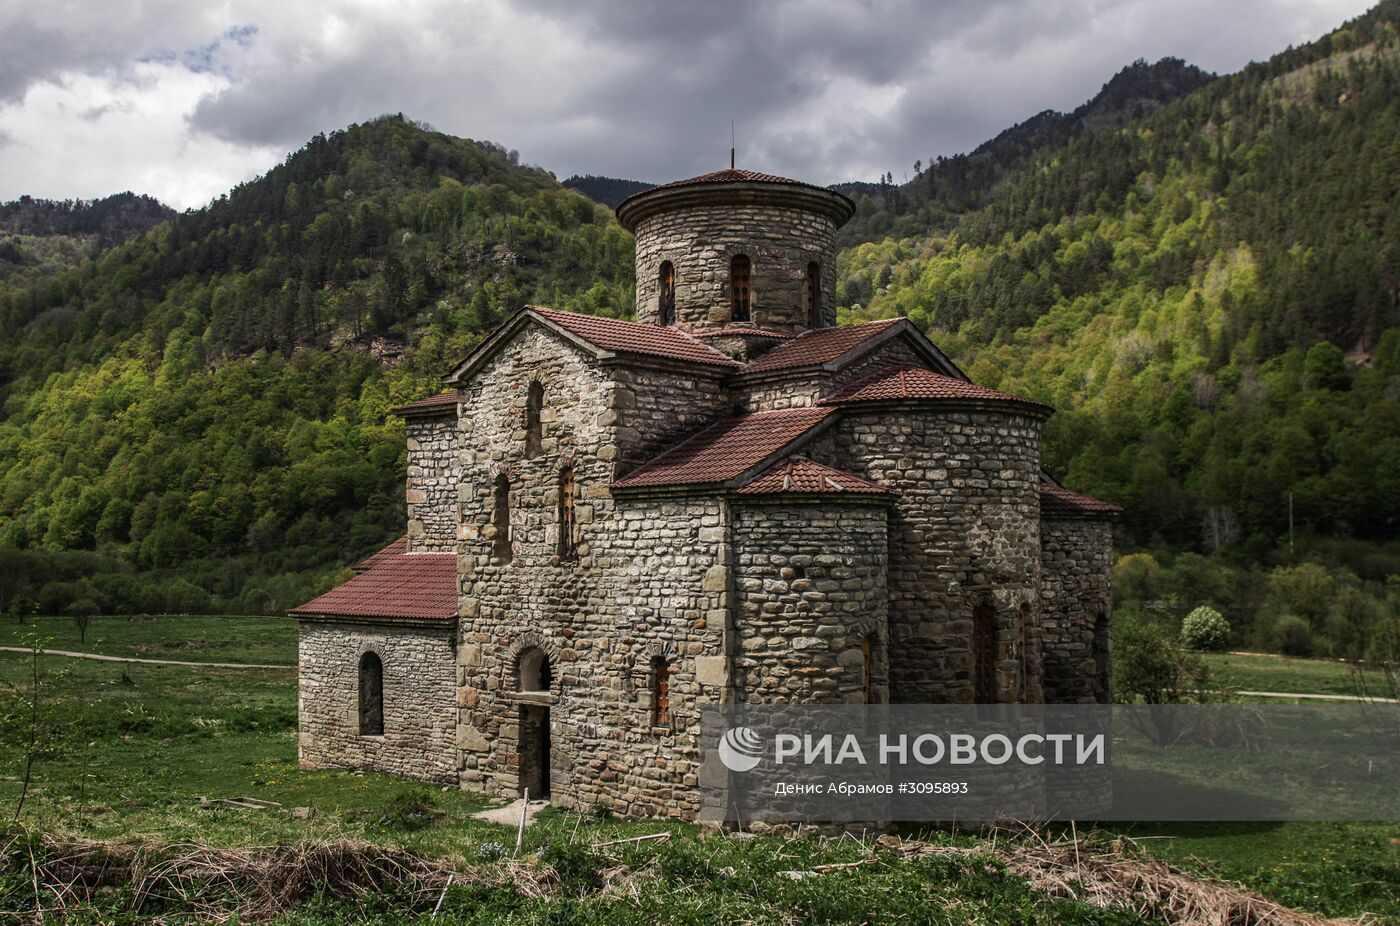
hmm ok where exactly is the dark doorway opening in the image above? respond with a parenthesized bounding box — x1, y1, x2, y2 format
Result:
(519, 705, 550, 798)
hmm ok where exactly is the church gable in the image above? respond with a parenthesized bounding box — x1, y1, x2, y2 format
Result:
(444, 305, 737, 387)
(738, 318, 962, 380)
(731, 319, 965, 412)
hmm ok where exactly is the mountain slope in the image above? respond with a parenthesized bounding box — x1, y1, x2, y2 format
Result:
(0, 192, 175, 280)
(837, 57, 1216, 247)
(837, 1, 1400, 561)
(3, 5, 1399, 633)
(0, 115, 633, 614)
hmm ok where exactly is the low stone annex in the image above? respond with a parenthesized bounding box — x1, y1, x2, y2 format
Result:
(290, 167, 1122, 820)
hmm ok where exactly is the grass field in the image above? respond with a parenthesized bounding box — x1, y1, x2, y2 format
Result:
(0, 613, 296, 665)
(0, 652, 1149, 924)
(0, 617, 1396, 923)
(1203, 651, 1395, 698)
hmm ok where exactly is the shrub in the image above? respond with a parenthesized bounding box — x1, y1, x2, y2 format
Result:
(1113, 616, 1214, 705)
(1180, 606, 1231, 651)
(1274, 614, 1313, 657)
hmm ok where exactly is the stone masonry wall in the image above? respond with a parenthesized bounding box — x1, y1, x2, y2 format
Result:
(298, 619, 458, 783)
(453, 324, 728, 819)
(633, 204, 838, 335)
(832, 406, 1045, 704)
(612, 365, 732, 473)
(1039, 517, 1114, 704)
(732, 502, 889, 704)
(405, 413, 459, 553)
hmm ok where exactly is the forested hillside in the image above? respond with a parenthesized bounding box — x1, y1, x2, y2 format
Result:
(0, 116, 633, 615)
(836, 2, 1400, 657)
(562, 175, 654, 208)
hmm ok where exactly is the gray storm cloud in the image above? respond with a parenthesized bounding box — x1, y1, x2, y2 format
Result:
(0, 0, 1378, 207)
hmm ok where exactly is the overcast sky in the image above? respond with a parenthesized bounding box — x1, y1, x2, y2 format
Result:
(0, 0, 1377, 210)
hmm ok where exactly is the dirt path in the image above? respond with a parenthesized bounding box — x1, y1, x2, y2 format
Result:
(1236, 689, 1397, 703)
(0, 645, 293, 671)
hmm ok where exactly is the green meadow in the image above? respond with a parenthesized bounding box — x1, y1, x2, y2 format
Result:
(0, 617, 1396, 922)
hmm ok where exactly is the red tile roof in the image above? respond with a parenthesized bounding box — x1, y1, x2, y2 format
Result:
(692, 327, 794, 340)
(1040, 483, 1124, 517)
(612, 406, 837, 490)
(822, 364, 1052, 415)
(736, 457, 893, 497)
(290, 545, 456, 620)
(352, 536, 408, 573)
(739, 319, 905, 375)
(392, 391, 459, 416)
(530, 306, 740, 369)
(615, 169, 856, 232)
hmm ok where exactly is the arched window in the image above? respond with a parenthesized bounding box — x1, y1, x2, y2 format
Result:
(524, 381, 544, 458)
(651, 656, 671, 726)
(518, 646, 552, 692)
(359, 652, 384, 736)
(806, 261, 822, 328)
(973, 604, 997, 703)
(493, 473, 512, 563)
(730, 254, 751, 322)
(558, 466, 578, 561)
(658, 261, 676, 326)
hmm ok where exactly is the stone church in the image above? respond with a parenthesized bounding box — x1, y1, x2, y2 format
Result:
(290, 168, 1121, 819)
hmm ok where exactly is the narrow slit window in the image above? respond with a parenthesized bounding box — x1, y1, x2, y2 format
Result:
(973, 604, 997, 703)
(524, 381, 544, 458)
(658, 261, 676, 326)
(861, 634, 875, 704)
(493, 473, 512, 563)
(730, 254, 751, 322)
(652, 657, 671, 727)
(806, 261, 822, 328)
(359, 653, 384, 736)
(1093, 612, 1111, 703)
(558, 466, 578, 561)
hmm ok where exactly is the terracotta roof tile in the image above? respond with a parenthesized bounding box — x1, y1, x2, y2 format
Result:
(529, 306, 740, 369)
(822, 364, 1052, 414)
(290, 546, 456, 620)
(612, 406, 836, 490)
(739, 319, 905, 375)
(1040, 483, 1124, 517)
(392, 391, 459, 416)
(352, 536, 407, 573)
(736, 457, 893, 497)
(641, 168, 827, 194)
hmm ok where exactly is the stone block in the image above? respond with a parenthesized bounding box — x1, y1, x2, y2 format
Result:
(695, 655, 727, 687)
